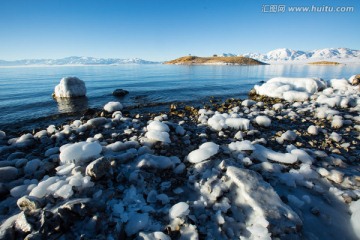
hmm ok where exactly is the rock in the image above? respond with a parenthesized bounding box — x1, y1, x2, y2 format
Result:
(351, 74, 360, 86)
(113, 89, 129, 97)
(0, 166, 18, 182)
(85, 157, 111, 180)
(53, 77, 86, 98)
(17, 196, 44, 211)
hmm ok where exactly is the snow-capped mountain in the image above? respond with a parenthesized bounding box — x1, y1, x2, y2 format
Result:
(241, 48, 360, 64)
(0, 56, 159, 66)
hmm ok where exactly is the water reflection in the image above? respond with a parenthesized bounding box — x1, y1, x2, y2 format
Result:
(55, 97, 89, 113)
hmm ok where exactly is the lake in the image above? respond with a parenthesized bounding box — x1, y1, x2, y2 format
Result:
(0, 64, 359, 131)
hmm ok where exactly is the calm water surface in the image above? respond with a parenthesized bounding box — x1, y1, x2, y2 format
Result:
(0, 64, 359, 130)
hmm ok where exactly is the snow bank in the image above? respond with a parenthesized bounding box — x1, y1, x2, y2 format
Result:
(54, 77, 86, 98)
(254, 77, 326, 102)
(187, 142, 219, 163)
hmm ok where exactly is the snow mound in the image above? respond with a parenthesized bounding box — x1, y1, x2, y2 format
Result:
(254, 77, 326, 102)
(252, 144, 298, 164)
(59, 141, 102, 165)
(104, 101, 123, 112)
(54, 77, 86, 98)
(187, 142, 219, 163)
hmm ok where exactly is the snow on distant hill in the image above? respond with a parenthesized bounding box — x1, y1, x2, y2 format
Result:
(0, 56, 159, 66)
(241, 48, 360, 64)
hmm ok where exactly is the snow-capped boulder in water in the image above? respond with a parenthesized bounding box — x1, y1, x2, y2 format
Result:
(53, 77, 86, 98)
(254, 77, 326, 102)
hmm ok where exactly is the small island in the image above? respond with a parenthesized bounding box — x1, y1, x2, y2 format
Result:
(308, 61, 341, 65)
(165, 55, 267, 65)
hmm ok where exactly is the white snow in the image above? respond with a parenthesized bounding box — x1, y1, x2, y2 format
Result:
(104, 101, 123, 112)
(187, 142, 219, 163)
(307, 125, 319, 135)
(145, 121, 171, 143)
(255, 116, 271, 127)
(252, 144, 298, 164)
(169, 202, 190, 219)
(54, 77, 86, 98)
(254, 77, 326, 101)
(350, 200, 360, 239)
(59, 141, 102, 165)
(228, 140, 255, 152)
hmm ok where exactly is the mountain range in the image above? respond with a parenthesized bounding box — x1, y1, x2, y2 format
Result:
(241, 48, 360, 63)
(0, 56, 159, 66)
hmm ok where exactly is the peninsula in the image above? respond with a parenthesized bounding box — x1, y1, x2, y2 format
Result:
(165, 56, 266, 65)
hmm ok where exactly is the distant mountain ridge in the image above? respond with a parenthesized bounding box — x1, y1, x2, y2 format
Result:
(241, 48, 360, 63)
(0, 56, 159, 66)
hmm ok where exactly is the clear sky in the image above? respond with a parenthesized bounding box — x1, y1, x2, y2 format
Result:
(0, 0, 359, 61)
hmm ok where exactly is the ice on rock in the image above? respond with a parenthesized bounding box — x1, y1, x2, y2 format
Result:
(255, 115, 271, 127)
(106, 141, 139, 152)
(54, 184, 73, 199)
(145, 131, 170, 143)
(290, 149, 314, 164)
(137, 154, 174, 169)
(0, 130, 6, 140)
(330, 132, 342, 142)
(252, 144, 298, 164)
(59, 141, 102, 164)
(30, 176, 59, 198)
(54, 77, 86, 98)
(228, 140, 255, 152)
(226, 166, 302, 236)
(207, 113, 250, 131)
(179, 224, 199, 240)
(139, 231, 171, 240)
(187, 142, 219, 163)
(104, 101, 123, 112)
(225, 118, 250, 130)
(254, 77, 326, 101)
(147, 121, 170, 132)
(281, 130, 297, 142)
(146, 121, 171, 143)
(242, 99, 256, 107)
(350, 200, 360, 239)
(125, 213, 149, 236)
(307, 125, 319, 135)
(331, 115, 343, 129)
(169, 202, 190, 219)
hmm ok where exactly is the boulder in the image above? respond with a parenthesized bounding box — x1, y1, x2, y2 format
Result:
(113, 89, 129, 97)
(0, 166, 18, 182)
(86, 157, 111, 180)
(351, 74, 360, 86)
(53, 77, 86, 98)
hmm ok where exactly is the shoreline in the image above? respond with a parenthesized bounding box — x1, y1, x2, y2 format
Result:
(0, 78, 360, 239)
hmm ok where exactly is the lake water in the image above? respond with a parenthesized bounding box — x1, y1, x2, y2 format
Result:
(0, 64, 359, 131)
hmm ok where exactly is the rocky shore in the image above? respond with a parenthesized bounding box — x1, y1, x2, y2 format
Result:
(0, 76, 360, 240)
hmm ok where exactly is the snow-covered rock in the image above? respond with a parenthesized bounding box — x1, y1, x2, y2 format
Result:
(254, 77, 326, 102)
(255, 116, 271, 127)
(169, 202, 190, 219)
(53, 77, 86, 98)
(187, 142, 219, 163)
(59, 141, 102, 165)
(103, 101, 123, 112)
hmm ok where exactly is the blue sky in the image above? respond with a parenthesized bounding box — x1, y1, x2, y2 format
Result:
(0, 0, 359, 61)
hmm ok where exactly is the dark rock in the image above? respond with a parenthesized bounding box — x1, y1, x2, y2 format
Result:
(113, 89, 129, 97)
(0, 166, 18, 182)
(86, 157, 111, 180)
